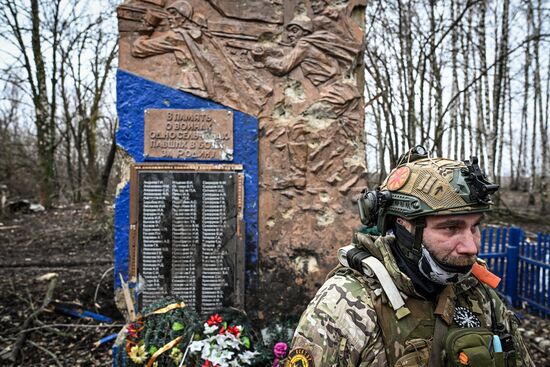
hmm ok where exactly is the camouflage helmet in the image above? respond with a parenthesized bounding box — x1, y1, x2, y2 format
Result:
(358, 146, 499, 234)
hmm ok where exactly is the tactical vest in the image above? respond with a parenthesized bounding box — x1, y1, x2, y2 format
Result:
(332, 266, 518, 367)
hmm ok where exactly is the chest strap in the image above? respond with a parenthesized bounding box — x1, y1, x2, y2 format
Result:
(429, 286, 456, 367)
(338, 245, 410, 319)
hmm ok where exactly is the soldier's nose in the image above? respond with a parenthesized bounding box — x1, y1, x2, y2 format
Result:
(458, 231, 478, 255)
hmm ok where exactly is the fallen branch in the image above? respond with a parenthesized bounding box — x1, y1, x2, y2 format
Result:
(35, 319, 73, 339)
(93, 266, 114, 311)
(0, 225, 21, 231)
(0, 260, 112, 269)
(26, 341, 63, 367)
(7, 274, 58, 364)
(18, 323, 125, 334)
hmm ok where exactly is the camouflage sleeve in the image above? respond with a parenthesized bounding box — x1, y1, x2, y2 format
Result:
(287, 273, 386, 367)
(503, 308, 535, 367)
(489, 289, 535, 367)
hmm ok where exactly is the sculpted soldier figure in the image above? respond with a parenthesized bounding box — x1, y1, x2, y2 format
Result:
(286, 146, 534, 366)
(132, 0, 268, 113)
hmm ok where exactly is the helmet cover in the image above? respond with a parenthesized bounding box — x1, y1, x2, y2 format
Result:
(376, 153, 498, 233)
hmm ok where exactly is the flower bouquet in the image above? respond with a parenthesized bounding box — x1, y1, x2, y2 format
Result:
(115, 298, 292, 367)
(187, 310, 259, 366)
(116, 297, 201, 367)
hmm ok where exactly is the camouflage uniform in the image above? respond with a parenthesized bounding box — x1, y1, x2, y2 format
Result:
(288, 148, 534, 366)
(288, 232, 534, 367)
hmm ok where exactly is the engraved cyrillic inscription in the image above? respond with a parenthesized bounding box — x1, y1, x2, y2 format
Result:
(144, 109, 234, 161)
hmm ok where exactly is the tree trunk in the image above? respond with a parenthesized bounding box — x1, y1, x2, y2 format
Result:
(429, 0, 444, 156)
(30, 0, 56, 207)
(460, 9, 473, 158)
(516, 4, 532, 191)
(528, 0, 539, 206)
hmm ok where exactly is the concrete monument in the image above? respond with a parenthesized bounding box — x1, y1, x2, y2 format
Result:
(115, 0, 367, 320)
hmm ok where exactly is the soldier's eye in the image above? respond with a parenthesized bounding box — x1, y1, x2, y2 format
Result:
(442, 226, 458, 233)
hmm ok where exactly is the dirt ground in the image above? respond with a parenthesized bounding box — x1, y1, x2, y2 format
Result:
(0, 205, 120, 366)
(0, 202, 549, 366)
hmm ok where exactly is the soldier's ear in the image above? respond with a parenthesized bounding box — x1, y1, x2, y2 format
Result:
(396, 218, 413, 233)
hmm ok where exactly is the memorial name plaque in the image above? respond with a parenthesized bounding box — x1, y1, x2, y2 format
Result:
(144, 109, 234, 161)
(129, 164, 244, 315)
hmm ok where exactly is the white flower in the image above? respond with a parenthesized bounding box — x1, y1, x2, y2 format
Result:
(215, 333, 240, 349)
(188, 340, 205, 353)
(208, 349, 230, 366)
(203, 323, 219, 334)
(220, 350, 234, 360)
(200, 342, 212, 359)
(188, 322, 258, 366)
(238, 350, 259, 364)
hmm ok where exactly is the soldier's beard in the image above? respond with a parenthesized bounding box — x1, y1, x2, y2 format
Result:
(423, 239, 477, 267)
(436, 252, 477, 267)
(418, 244, 474, 285)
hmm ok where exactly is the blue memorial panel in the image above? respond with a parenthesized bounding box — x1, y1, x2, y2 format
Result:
(114, 70, 258, 298)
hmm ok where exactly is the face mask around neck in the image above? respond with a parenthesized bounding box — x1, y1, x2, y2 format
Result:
(417, 245, 473, 285)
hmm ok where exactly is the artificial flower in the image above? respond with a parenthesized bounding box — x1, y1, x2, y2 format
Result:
(128, 344, 148, 364)
(127, 323, 139, 339)
(239, 350, 259, 364)
(190, 314, 258, 367)
(189, 340, 204, 353)
(273, 342, 288, 357)
(207, 313, 223, 326)
(272, 342, 289, 367)
(226, 325, 241, 337)
(204, 323, 219, 334)
(170, 347, 183, 364)
(202, 360, 219, 367)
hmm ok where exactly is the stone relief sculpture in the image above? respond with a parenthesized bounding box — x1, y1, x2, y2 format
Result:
(132, 1, 207, 96)
(123, 0, 272, 114)
(117, 0, 367, 317)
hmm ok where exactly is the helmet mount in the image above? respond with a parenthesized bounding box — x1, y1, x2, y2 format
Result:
(462, 157, 499, 204)
(357, 146, 499, 237)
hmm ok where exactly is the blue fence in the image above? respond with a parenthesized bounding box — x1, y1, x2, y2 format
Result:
(479, 226, 550, 318)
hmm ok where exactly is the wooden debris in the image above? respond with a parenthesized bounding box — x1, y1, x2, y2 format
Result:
(6, 274, 58, 364)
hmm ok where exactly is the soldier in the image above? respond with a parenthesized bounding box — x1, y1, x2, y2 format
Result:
(286, 146, 534, 367)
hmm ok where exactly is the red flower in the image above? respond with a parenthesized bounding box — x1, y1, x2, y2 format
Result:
(126, 322, 143, 339)
(202, 360, 211, 367)
(218, 325, 226, 334)
(227, 325, 241, 337)
(207, 313, 223, 326)
(127, 324, 138, 338)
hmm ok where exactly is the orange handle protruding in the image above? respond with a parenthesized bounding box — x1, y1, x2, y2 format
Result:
(458, 352, 469, 365)
(472, 262, 501, 289)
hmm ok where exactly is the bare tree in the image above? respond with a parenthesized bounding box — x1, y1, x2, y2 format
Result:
(0, 0, 117, 210)
(0, 0, 65, 207)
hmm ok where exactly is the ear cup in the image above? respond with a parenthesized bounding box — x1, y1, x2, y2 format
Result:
(358, 191, 378, 226)
(357, 190, 392, 227)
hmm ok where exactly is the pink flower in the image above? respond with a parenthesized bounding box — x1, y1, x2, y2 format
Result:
(273, 342, 288, 358)
(272, 342, 288, 366)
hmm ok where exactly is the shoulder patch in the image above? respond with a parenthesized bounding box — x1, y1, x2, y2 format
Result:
(285, 348, 315, 367)
(387, 166, 411, 191)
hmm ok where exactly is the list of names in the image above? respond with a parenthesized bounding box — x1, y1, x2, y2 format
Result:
(141, 180, 170, 306)
(138, 172, 237, 313)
